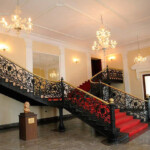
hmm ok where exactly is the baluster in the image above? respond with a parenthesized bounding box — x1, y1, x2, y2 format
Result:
(106, 65, 109, 81)
(58, 77, 65, 132)
(61, 77, 65, 104)
(99, 80, 102, 99)
(106, 65, 111, 85)
(32, 76, 35, 95)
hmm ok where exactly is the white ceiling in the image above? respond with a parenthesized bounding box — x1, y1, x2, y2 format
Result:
(1, 0, 150, 50)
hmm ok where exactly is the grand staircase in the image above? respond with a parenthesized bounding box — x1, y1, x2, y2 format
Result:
(0, 54, 149, 143)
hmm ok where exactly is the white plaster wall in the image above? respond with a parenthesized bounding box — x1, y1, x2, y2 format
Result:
(0, 31, 90, 126)
(0, 94, 70, 125)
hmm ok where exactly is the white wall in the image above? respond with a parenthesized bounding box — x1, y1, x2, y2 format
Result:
(0, 32, 92, 126)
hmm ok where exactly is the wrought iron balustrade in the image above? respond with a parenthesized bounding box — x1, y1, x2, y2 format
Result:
(0, 54, 62, 99)
(0, 54, 123, 141)
(90, 66, 149, 122)
(63, 81, 111, 125)
(91, 67, 123, 83)
(0, 54, 112, 124)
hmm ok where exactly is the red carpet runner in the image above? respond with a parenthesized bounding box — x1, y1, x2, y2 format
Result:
(48, 98, 148, 138)
(115, 109, 148, 137)
(78, 80, 91, 92)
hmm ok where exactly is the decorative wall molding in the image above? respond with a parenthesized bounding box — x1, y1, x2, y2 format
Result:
(34, 24, 84, 40)
(132, 56, 150, 79)
(0, 28, 89, 53)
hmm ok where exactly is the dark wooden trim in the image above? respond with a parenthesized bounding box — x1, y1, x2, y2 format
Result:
(0, 114, 75, 130)
(143, 74, 150, 100)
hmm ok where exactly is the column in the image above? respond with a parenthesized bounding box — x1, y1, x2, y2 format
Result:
(25, 39, 33, 72)
(59, 45, 66, 80)
(122, 52, 131, 93)
(86, 52, 92, 79)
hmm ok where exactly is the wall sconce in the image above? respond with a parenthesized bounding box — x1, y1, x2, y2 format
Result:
(108, 56, 116, 61)
(0, 44, 9, 51)
(73, 58, 79, 64)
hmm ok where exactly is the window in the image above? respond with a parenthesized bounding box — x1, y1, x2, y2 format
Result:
(143, 74, 150, 99)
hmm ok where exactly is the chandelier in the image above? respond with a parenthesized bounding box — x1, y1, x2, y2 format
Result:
(0, 0, 32, 34)
(92, 17, 117, 51)
(134, 54, 147, 64)
(49, 71, 59, 78)
(134, 34, 147, 64)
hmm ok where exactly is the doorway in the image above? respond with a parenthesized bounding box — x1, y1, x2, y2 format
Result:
(91, 58, 102, 76)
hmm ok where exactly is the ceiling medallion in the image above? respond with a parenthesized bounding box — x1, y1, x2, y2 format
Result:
(92, 16, 117, 51)
(0, 0, 33, 34)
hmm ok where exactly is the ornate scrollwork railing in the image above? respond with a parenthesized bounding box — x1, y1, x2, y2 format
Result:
(100, 82, 148, 122)
(90, 67, 149, 122)
(0, 54, 62, 99)
(108, 68, 123, 82)
(0, 54, 120, 140)
(91, 67, 123, 83)
(0, 54, 112, 126)
(63, 81, 111, 125)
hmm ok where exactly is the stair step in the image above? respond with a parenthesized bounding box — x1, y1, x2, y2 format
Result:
(115, 112, 126, 119)
(115, 109, 120, 113)
(116, 116, 133, 126)
(117, 119, 140, 132)
(123, 123, 148, 137)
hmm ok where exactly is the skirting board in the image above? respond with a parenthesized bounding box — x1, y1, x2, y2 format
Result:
(0, 114, 75, 130)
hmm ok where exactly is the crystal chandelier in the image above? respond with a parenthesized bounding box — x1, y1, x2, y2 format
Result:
(134, 34, 147, 64)
(92, 16, 117, 51)
(134, 54, 147, 64)
(0, 0, 32, 34)
(49, 71, 59, 78)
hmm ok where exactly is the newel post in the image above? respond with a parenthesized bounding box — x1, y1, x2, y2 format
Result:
(99, 80, 103, 99)
(106, 65, 110, 84)
(58, 77, 65, 132)
(109, 98, 118, 142)
(61, 77, 65, 104)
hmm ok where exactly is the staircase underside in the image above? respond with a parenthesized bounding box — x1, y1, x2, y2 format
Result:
(0, 78, 58, 107)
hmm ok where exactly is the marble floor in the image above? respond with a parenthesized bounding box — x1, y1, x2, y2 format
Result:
(0, 118, 150, 150)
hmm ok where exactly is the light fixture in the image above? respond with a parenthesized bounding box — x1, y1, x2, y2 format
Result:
(92, 16, 117, 68)
(49, 71, 59, 78)
(134, 34, 147, 64)
(0, 0, 33, 34)
(108, 56, 116, 61)
(73, 58, 79, 64)
(0, 44, 9, 51)
(134, 54, 147, 64)
(92, 16, 117, 51)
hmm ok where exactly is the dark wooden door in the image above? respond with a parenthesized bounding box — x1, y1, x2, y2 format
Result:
(91, 59, 102, 76)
